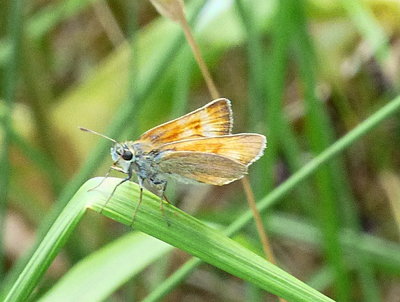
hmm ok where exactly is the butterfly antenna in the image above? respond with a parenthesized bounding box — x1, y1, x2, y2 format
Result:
(79, 127, 117, 143)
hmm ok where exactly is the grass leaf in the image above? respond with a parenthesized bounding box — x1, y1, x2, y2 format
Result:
(4, 177, 333, 302)
(88, 178, 333, 302)
(39, 232, 173, 302)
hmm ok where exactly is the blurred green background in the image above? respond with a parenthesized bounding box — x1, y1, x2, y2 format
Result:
(1, 0, 400, 301)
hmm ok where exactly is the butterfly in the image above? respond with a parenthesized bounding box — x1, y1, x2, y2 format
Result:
(81, 98, 266, 224)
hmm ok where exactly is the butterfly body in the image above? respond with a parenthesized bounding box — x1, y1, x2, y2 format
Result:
(111, 141, 168, 194)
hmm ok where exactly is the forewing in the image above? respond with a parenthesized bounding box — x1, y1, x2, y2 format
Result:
(158, 151, 247, 185)
(157, 134, 266, 166)
(137, 98, 232, 147)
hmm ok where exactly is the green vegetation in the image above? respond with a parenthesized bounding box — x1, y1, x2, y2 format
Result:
(1, 0, 400, 301)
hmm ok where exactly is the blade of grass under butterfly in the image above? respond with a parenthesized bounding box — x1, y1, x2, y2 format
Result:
(89, 179, 333, 302)
(142, 94, 400, 301)
(3, 177, 333, 302)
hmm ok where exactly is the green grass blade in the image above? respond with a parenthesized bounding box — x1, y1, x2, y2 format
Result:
(142, 94, 400, 300)
(3, 182, 93, 302)
(267, 213, 400, 275)
(306, 266, 334, 292)
(88, 178, 333, 302)
(38, 232, 173, 302)
(4, 177, 333, 302)
(142, 257, 202, 302)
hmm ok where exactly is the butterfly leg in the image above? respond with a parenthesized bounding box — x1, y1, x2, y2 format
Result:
(149, 177, 170, 226)
(163, 190, 172, 204)
(130, 183, 143, 227)
(130, 176, 147, 227)
(89, 161, 122, 192)
(100, 166, 132, 215)
(89, 166, 113, 192)
(158, 181, 170, 226)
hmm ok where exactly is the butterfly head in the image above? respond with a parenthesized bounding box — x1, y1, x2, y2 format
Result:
(111, 143, 136, 172)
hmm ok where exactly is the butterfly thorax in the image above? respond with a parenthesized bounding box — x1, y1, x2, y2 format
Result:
(111, 141, 167, 188)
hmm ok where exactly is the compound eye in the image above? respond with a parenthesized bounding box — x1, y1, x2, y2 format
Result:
(121, 150, 133, 160)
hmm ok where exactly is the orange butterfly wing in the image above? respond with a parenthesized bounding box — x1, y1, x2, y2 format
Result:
(158, 151, 247, 185)
(136, 98, 232, 147)
(157, 134, 266, 166)
(156, 134, 266, 185)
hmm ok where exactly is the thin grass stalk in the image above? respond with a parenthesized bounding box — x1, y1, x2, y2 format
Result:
(142, 93, 400, 302)
(235, 0, 314, 219)
(165, 47, 194, 203)
(238, 0, 312, 218)
(178, 17, 219, 100)
(172, 1, 276, 266)
(1, 1, 207, 293)
(241, 177, 276, 263)
(380, 172, 400, 235)
(91, 0, 127, 47)
(234, 0, 268, 200)
(0, 0, 24, 279)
